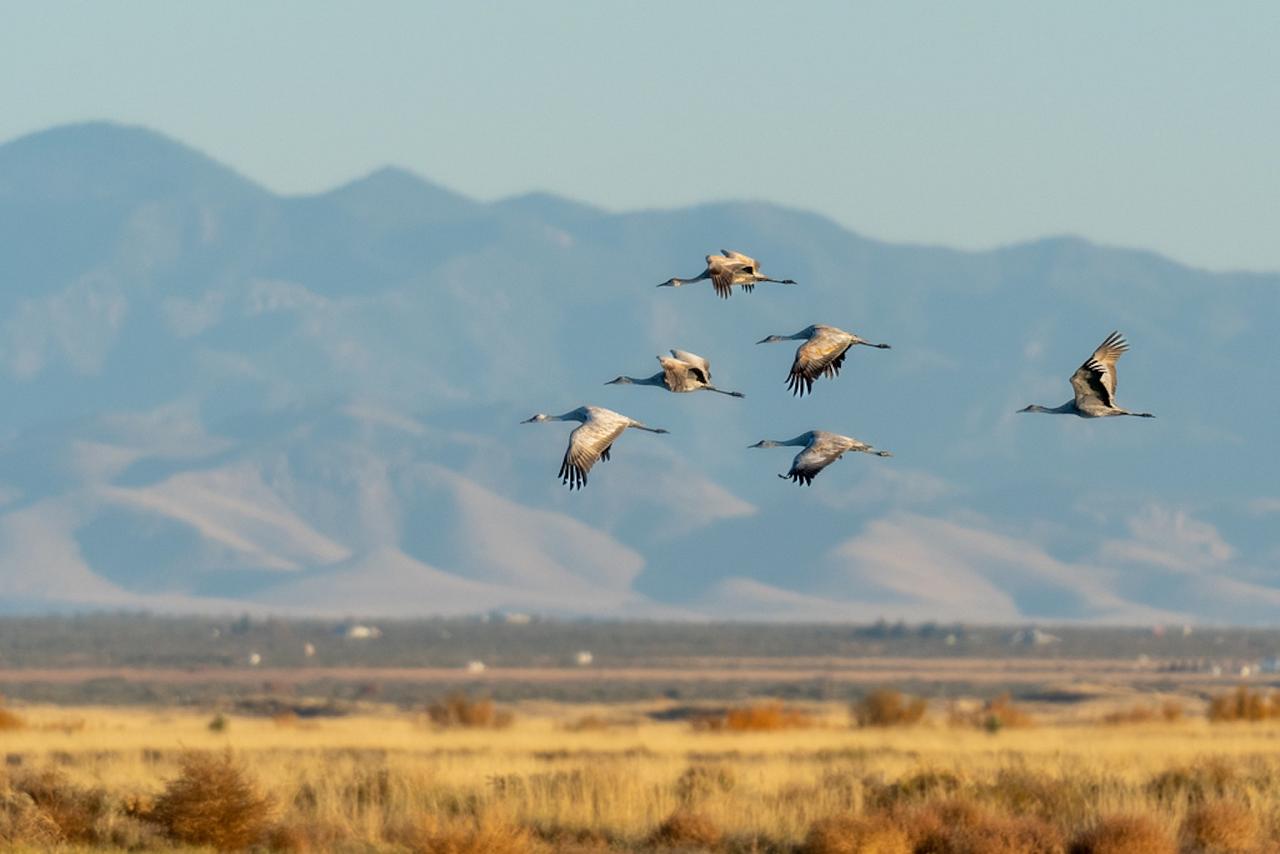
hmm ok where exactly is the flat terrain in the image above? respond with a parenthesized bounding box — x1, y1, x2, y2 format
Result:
(3, 699, 1280, 851)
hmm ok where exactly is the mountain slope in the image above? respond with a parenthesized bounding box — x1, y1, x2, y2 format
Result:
(0, 122, 1277, 622)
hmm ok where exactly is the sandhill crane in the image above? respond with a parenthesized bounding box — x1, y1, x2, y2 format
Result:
(657, 249, 796, 299)
(606, 350, 745, 397)
(757, 324, 890, 397)
(749, 430, 892, 485)
(1018, 331, 1155, 418)
(521, 405, 668, 490)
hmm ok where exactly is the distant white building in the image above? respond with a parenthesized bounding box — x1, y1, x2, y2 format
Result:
(574, 650, 593, 666)
(1008, 628, 1061, 647)
(465, 660, 487, 674)
(503, 613, 532, 625)
(247, 652, 262, 666)
(303, 642, 316, 658)
(340, 624, 382, 640)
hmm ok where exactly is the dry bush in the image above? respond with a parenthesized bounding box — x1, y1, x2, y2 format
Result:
(853, 690, 928, 728)
(0, 706, 24, 731)
(0, 788, 63, 847)
(647, 809, 722, 849)
(146, 750, 274, 850)
(426, 694, 514, 729)
(7, 768, 107, 844)
(1146, 759, 1239, 805)
(1101, 704, 1163, 725)
(562, 714, 612, 732)
(404, 814, 539, 854)
(675, 764, 736, 805)
(1180, 800, 1258, 853)
(981, 768, 1089, 825)
(1069, 813, 1175, 854)
(1206, 686, 1278, 723)
(946, 694, 1034, 731)
(691, 701, 814, 732)
(864, 769, 963, 810)
(272, 711, 301, 728)
(897, 798, 1064, 854)
(802, 813, 910, 854)
(1160, 700, 1184, 722)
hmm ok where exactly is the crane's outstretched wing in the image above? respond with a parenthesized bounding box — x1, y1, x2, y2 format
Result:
(670, 349, 711, 384)
(1069, 331, 1128, 410)
(658, 356, 698, 392)
(559, 419, 626, 490)
(782, 442, 835, 486)
(787, 330, 852, 397)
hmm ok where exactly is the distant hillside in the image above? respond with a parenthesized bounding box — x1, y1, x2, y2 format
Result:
(0, 121, 1277, 622)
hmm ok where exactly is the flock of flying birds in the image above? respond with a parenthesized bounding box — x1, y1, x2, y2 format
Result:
(522, 249, 1154, 491)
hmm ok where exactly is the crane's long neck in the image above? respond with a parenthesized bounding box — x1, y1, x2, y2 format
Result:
(610, 373, 666, 387)
(659, 271, 710, 288)
(1022, 401, 1077, 415)
(758, 435, 810, 447)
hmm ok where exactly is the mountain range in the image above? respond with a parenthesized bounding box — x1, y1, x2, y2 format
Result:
(1, 121, 1277, 623)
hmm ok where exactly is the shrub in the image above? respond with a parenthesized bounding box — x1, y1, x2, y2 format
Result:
(0, 789, 63, 847)
(146, 751, 274, 850)
(1146, 759, 1239, 805)
(675, 764, 736, 804)
(8, 768, 107, 844)
(208, 712, 229, 732)
(865, 769, 963, 810)
(1181, 800, 1258, 853)
(692, 701, 815, 732)
(897, 798, 1064, 854)
(0, 707, 24, 731)
(802, 813, 910, 854)
(1206, 686, 1277, 723)
(852, 690, 927, 728)
(1069, 813, 1175, 854)
(404, 814, 539, 854)
(647, 809, 722, 849)
(426, 694, 514, 729)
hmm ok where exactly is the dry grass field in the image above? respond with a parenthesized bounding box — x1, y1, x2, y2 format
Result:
(3, 689, 1280, 852)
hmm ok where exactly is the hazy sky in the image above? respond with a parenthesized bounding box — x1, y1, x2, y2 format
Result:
(4, 2, 1278, 271)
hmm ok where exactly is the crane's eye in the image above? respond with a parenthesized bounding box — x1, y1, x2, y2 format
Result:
(743, 267, 754, 275)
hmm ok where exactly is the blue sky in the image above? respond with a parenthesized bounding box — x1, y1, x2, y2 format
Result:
(4, 1, 1278, 271)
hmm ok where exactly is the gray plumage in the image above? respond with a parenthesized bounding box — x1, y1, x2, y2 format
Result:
(521, 405, 669, 490)
(1018, 331, 1155, 419)
(606, 350, 744, 397)
(749, 430, 892, 486)
(756, 324, 891, 397)
(657, 249, 797, 299)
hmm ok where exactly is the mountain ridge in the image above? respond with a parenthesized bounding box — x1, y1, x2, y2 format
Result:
(0, 121, 1276, 622)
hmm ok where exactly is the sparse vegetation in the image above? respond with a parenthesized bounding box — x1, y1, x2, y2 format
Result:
(425, 693, 514, 729)
(0, 704, 24, 731)
(852, 689, 927, 727)
(145, 751, 275, 849)
(691, 700, 815, 732)
(1101, 700, 1184, 725)
(1206, 686, 1280, 722)
(0, 695, 1279, 850)
(647, 809, 722, 849)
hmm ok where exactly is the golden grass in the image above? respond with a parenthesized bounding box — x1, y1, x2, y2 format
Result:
(0, 701, 1278, 850)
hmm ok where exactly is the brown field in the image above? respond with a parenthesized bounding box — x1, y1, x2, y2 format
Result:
(0, 656, 1262, 688)
(4, 681, 1280, 852)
